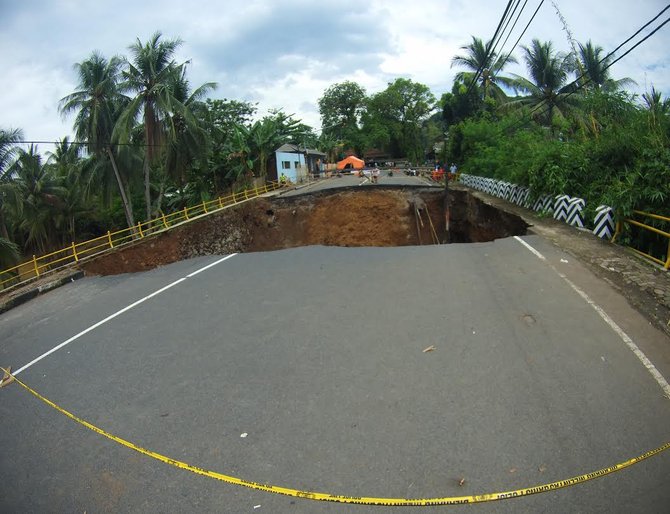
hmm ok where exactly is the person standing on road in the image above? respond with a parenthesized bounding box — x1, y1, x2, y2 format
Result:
(372, 167, 380, 184)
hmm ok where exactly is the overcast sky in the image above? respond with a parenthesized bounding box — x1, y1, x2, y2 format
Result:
(1, 0, 668, 146)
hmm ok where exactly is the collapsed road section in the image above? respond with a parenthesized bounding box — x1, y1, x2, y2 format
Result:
(82, 186, 528, 276)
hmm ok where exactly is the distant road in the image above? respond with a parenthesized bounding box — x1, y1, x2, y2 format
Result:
(279, 172, 439, 196)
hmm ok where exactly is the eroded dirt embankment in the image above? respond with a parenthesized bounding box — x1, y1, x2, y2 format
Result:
(81, 187, 527, 276)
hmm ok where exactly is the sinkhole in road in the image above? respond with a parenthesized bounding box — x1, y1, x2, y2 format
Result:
(82, 186, 529, 276)
(246, 187, 529, 248)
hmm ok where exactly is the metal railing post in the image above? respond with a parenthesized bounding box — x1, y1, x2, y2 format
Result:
(71, 242, 79, 262)
(33, 255, 40, 277)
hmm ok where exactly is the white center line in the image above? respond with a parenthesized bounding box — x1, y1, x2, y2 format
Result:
(13, 253, 238, 376)
(513, 236, 670, 399)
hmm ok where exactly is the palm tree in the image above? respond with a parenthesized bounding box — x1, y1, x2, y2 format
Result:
(59, 52, 136, 229)
(116, 31, 187, 220)
(0, 236, 20, 271)
(249, 118, 281, 179)
(0, 128, 23, 268)
(46, 138, 91, 242)
(575, 40, 636, 92)
(510, 39, 577, 127)
(226, 124, 254, 188)
(451, 36, 518, 102)
(642, 86, 670, 138)
(318, 132, 341, 164)
(164, 68, 216, 190)
(0, 127, 23, 242)
(0, 128, 22, 176)
(7, 146, 65, 254)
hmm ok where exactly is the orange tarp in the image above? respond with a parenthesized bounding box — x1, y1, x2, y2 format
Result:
(336, 155, 365, 170)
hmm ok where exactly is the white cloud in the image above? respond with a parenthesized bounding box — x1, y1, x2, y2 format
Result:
(0, 61, 76, 141)
(1, 0, 668, 145)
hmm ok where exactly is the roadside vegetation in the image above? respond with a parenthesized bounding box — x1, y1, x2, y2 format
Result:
(0, 31, 668, 271)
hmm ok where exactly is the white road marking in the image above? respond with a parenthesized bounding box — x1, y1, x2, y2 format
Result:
(513, 236, 670, 399)
(13, 254, 238, 376)
(513, 235, 546, 261)
(186, 253, 237, 278)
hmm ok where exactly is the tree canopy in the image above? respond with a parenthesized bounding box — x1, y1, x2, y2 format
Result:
(1, 28, 668, 274)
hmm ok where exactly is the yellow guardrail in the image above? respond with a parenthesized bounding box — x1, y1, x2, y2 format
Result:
(613, 210, 670, 269)
(0, 181, 282, 290)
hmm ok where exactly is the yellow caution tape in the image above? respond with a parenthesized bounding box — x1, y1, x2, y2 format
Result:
(3, 367, 668, 506)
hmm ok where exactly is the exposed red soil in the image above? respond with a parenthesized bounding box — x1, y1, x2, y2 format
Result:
(81, 189, 460, 276)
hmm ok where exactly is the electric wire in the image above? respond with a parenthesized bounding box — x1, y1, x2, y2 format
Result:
(496, 0, 531, 63)
(465, 0, 516, 97)
(12, 140, 168, 148)
(505, 6, 670, 133)
(499, 0, 545, 68)
(487, 0, 524, 66)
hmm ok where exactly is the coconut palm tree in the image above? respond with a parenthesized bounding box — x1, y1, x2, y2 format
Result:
(451, 36, 518, 102)
(575, 40, 636, 92)
(509, 39, 578, 127)
(0, 128, 23, 267)
(116, 31, 188, 220)
(46, 138, 92, 242)
(59, 52, 135, 229)
(164, 67, 216, 191)
(0, 128, 22, 177)
(0, 128, 23, 241)
(0, 236, 20, 271)
(642, 86, 670, 139)
(7, 146, 65, 254)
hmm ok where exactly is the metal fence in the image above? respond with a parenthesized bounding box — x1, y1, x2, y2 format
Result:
(614, 211, 670, 269)
(0, 181, 281, 291)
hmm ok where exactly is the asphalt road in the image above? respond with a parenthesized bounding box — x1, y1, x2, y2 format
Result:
(1, 236, 669, 513)
(280, 172, 438, 196)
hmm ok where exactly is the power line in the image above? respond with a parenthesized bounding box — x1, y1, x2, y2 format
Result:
(487, 0, 524, 66)
(13, 140, 165, 148)
(465, 0, 516, 97)
(466, 0, 514, 92)
(499, 0, 545, 68)
(567, 16, 670, 99)
(606, 4, 669, 63)
(506, 6, 670, 133)
(496, 0, 531, 61)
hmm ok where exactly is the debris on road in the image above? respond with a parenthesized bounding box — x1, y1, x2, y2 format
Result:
(1, 366, 14, 388)
(422, 345, 436, 353)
